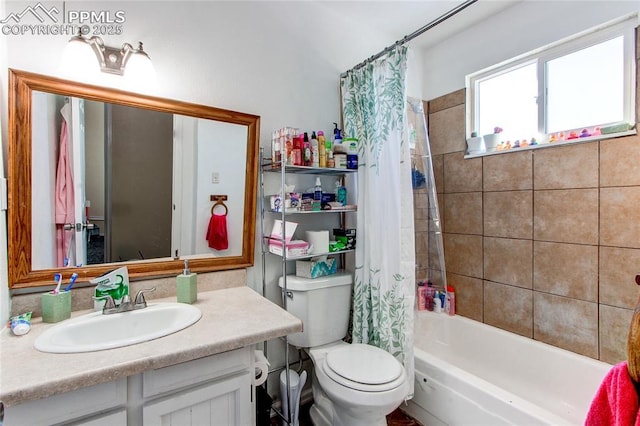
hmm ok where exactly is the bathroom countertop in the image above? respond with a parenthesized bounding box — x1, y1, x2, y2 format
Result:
(0, 286, 302, 407)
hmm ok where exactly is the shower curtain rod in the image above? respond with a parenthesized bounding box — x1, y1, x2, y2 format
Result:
(340, 0, 478, 78)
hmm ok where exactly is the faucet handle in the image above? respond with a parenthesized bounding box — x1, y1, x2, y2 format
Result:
(134, 287, 156, 308)
(92, 295, 116, 312)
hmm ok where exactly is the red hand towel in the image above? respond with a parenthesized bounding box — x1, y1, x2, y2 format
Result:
(586, 361, 640, 426)
(206, 214, 228, 250)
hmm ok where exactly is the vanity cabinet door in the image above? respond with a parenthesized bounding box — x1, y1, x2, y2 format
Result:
(3, 379, 127, 426)
(142, 371, 253, 426)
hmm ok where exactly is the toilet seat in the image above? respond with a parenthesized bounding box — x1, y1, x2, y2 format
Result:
(322, 344, 405, 392)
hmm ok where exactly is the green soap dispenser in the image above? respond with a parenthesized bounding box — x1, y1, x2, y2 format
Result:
(177, 260, 197, 304)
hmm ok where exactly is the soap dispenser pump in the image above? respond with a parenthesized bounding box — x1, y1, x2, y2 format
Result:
(177, 260, 197, 304)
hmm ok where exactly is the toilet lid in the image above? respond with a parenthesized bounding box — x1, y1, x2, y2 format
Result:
(324, 344, 404, 391)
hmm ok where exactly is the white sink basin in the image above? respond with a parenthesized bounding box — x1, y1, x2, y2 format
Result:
(34, 303, 202, 353)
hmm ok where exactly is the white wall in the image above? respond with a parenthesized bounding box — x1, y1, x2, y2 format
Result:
(0, 1, 421, 320)
(420, 0, 640, 101)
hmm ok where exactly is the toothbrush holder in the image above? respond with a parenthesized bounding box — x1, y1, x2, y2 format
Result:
(41, 291, 72, 323)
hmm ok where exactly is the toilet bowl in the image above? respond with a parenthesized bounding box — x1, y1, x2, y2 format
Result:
(278, 273, 408, 426)
(307, 341, 408, 426)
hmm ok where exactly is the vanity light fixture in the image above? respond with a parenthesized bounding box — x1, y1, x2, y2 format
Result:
(60, 31, 156, 82)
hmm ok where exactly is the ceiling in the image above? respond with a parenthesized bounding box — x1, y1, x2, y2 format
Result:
(317, 0, 522, 49)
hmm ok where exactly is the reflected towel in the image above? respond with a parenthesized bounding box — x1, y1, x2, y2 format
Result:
(586, 361, 640, 425)
(206, 214, 228, 250)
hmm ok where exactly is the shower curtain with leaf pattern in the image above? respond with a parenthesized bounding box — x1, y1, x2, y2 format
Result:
(341, 46, 415, 399)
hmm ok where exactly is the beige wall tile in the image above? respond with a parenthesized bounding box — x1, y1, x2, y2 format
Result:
(428, 104, 466, 156)
(447, 273, 483, 321)
(601, 187, 640, 248)
(443, 192, 483, 235)
(600, 246, 640, 309)
(533, 241, 598, 302)
(534, 189, 598, 245)
(413, 191, 428, 210)
(533, 142, 598, 189)
(436, 193, 444, 230)
(432, 154, 444, 194)
(483, 150, 533, 191)
(484, 237, 532, 289)
(415, 231, 428, 263)
(428, 88, 465, 114)
(484, 191, 532, 239)
(484, 281, 532, 337)
(534, 292, 598, 358)
(443, 151, 482, 193)
(600, 304, 633, 364)
(443, 233, 483, 278)
(601, 135, 640, 187)
(414, 213, 429, 233)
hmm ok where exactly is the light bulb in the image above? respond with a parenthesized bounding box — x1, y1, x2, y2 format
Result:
(59, 37, 100, 79)
(124, 48, 157, 90)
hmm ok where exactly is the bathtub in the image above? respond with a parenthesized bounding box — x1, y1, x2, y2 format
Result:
(403, 311, 612, 425)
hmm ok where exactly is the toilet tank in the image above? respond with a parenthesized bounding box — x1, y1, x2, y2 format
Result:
(278, 272, 353, 348)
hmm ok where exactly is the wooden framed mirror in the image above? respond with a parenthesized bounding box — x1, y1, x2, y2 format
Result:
(8, 69, 260, 288)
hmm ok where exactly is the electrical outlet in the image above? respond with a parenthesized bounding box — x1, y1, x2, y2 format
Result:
(211, 172, 220, 184)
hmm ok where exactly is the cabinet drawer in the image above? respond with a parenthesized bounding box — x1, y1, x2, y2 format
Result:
(143, 347, 252, 398)
(4, 379, 126, 426)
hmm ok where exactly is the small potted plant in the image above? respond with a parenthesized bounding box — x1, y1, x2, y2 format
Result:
(466, 131, 484, 154)
(483, 127, 502, 151)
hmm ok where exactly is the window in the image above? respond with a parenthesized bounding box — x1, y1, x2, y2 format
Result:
(467, 15, 636, 152)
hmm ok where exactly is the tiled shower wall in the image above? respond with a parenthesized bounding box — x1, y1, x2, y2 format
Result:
(414, 28, 640, 364)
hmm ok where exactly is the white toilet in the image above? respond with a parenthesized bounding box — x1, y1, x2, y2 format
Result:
(279, 272, 408, 426)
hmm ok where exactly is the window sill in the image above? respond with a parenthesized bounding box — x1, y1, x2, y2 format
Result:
(464, 129, 637, 159)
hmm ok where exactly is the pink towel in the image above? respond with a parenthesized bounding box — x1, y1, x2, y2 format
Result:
(586, 361, 640, 426)
(206, 214, 228, 250)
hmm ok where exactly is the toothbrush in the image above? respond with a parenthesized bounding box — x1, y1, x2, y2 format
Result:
(52, 273, 62, 294)
(65, 273, 78, 291)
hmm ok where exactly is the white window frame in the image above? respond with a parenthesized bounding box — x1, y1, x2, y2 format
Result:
(466, 14, 637, 153)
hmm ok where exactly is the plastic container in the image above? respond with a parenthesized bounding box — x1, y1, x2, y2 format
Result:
(318, 131, 326, 167)
(311, 131, 319, 168)
(425, 282, 435, 311)
(417, 282, 426, 311)
(447, 285, 456, 316)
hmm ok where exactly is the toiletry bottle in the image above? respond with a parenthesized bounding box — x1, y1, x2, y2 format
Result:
(303, 132, 311, 166)
(292, 134, 302, 166)
(417, 281, 426, 311)
(433, 291, 442, 313)
(318, 131, 326, 167)
(447, 285, 456, 316)
(333, 123, 342, 146)
(177, 259, 197, 304)
(336, 180, 347, 206)
(311, 131, 319, 168)
(327, 150, 335, 168)
(425, 281, 434, 311)
(272, 130, 282, 166)
(313, 178, 322, 211)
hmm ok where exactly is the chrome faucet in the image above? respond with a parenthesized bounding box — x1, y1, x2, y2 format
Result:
(93, 287, 156, 315)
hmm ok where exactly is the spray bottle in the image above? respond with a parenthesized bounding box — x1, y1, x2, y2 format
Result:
(311, 131, 319, 168)
(317, 131, 326, 167)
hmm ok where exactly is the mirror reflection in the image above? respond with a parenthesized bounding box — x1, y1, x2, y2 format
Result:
(32, 92, 248, 269)
(9, 69, 259, 288)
